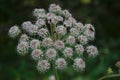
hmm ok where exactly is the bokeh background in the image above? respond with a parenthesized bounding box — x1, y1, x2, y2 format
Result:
(0, 0, 120, 80)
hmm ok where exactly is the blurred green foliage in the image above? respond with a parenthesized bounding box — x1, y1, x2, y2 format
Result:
(0, 0, 120, 80)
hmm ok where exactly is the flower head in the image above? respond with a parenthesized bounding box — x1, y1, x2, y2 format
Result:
(17, 41, 29, 55)
(19, 34, 29, 42)
(86, 45, 98, 57)
(55, 58, 67, 70)
(56, 25, 66, 35)
(8, 25, 20, 38)
(45, 48, 57, 60)
(54, 40, 64, 50)
(31, 49, 43, 60)
(37, 60, 50, 72)
(30, 39, 41, 50)
(73, 58, 85, 71)
(63, 47, 73, 57)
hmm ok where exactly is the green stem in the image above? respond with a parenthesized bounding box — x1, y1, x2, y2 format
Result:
(98, 74, 120, 80)
(55, 69, 59, 80)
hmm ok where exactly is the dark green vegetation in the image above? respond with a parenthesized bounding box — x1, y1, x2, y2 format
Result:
(0, 0, 120, 80)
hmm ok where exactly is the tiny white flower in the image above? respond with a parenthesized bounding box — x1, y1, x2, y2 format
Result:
(54, 40, 65, 50)
(49, 4, 61, 13)
(42, 37, 53, 47)
(73, 58, 85, 71)
(56, 25, 66, 35)
(62, 9, 72, 18)
(35, 19, 46, 28)
(55, 58, 67, 70)
(19, 34, 29, 42)
(75, 44, 84, 55)
(30, 39, 41, 50)
(17, 41, 29, 55)
(63, 47, 73, 57)
(8, 25, 20, 38)
(77, 35, 88, 45)
(66, 36, 75, 45)
(70, 28, 79, 37)
(45, 48, 57, 60)
(38, 28, 48, 38)
(37, 60, 50, 72)
(31, 49, 43, 60)
(86, 45, 98, 57)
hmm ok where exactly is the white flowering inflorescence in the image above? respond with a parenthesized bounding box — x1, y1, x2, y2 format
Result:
(8, 3, 98, 72)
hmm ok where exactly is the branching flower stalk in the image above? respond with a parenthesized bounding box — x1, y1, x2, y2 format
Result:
(8, 3, 98, 80)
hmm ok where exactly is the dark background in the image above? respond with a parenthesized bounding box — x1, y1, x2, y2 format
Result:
(0, 0, 120, 80)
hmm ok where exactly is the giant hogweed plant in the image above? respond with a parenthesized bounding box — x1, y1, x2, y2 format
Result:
(8, 3, 98, 80)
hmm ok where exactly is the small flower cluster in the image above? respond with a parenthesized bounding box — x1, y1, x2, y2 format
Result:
(8, 3, 98, 72)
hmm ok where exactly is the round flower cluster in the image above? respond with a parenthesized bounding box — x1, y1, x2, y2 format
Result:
(8, 3, 98, 73)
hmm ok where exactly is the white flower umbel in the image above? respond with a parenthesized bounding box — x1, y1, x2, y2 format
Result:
(37, 60, 50, 72)
(45, 48, 57, 60)
(75, 44, 84, 55)
(30, 39, 41, 50)
(86, 45, 98, 57)
(54, 40, 64, 50)
(66, 35, 75, 45)
(17, 41, 29, 55)
(38, 28, 48, 38)
(9, 3, 98, 73)
(73, 58, 85, 71)
(19, 34, 29, 42)
(77, 35, 88, 45)
(42, 37, 53, 47)
(55, 25, 66, 35)
(63, 47, 73, 57)
(8, 25, 20, 38)
(31, 49, 43, 60)
(55, 58, 67, 70)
